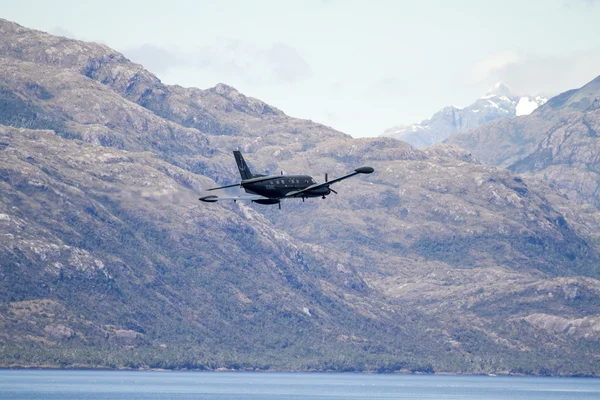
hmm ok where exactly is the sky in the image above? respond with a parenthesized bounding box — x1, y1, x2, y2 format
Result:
(3, 0, 600, 137)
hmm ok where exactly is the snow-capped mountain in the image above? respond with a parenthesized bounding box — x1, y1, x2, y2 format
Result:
(382, 82, 547, 148)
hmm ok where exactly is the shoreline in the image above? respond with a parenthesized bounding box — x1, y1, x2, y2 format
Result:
(0, 365, 597, 378)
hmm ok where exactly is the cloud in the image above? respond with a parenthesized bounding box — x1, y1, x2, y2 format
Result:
(366, 77, 411, 97)
(566, 0, 600, 6)
(196, 39, 313, 86)
(264, 42, 313, 83)
(471, 51, 521, 83)
(49, 26, 77, 39)
(470, 50, 600, 96)
(122, 39, 312, 87)
(122, 44, 182, 75)
(330, 81, 344, 94)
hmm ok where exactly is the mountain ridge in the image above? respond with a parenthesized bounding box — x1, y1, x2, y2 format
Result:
(382, 82, 547, 149)
(447, 74, 600, 210)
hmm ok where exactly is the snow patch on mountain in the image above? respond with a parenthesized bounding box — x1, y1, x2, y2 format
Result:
(516, 96, 547, 116)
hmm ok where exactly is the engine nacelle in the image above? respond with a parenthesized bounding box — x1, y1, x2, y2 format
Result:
(199, 195, 219, 202)
(252, 198, 281, 205)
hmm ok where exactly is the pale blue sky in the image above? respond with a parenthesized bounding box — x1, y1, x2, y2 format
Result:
(3, 0, 600, 137)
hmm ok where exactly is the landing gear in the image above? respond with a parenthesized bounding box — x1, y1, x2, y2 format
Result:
(322, 196, 326, 199)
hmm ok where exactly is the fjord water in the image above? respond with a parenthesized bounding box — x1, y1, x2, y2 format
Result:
(1, 370, 599, 400)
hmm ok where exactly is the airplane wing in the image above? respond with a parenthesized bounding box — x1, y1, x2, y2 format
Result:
(199, 194, 270, 202)
(285, 166, 374, 198)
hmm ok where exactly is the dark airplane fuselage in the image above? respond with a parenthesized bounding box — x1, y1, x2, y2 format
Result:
(242, 174, 330, 199)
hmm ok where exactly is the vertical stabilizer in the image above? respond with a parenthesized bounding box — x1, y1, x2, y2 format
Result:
(233, 151, 253, 180)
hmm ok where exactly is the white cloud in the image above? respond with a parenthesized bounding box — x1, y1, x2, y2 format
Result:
(365, 77, 410, 97)
(49, 26, 77, 39)
(122, 44, 181, 75)
(122, 39, 312, 87)
(566, 0, 600, 6)
(264, 42, 313, 83)
(473, 51, 600, 96)
(471, 51, 521, 82)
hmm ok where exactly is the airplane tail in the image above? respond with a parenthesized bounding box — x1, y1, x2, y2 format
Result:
(233, 150, 254, 180)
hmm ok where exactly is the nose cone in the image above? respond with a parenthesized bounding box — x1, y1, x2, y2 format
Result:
(355, 166, 374, 174)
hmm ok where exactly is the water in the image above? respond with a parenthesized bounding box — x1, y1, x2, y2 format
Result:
(0, 370, 599, 400)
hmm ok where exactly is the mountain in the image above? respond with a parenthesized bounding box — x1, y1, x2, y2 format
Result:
(1, 19, 599, 375)
(382, 83, 547, 148)
(447, 75, 600, 210)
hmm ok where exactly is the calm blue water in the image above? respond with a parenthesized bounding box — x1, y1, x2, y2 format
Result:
(0, 370, 599, 400)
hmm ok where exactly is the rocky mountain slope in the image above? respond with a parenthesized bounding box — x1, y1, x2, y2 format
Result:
(382, 83, 546, 149)
(1, 19, 599, 375)
(447, 75, 600, 210)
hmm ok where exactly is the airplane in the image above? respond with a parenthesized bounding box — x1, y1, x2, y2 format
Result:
(199, 151, 374, 209)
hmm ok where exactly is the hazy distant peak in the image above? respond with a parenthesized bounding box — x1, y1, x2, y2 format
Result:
(382, 83, 547, 148)
(483, 81, 517, 99)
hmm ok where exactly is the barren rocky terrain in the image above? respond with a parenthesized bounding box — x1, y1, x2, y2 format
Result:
(1, 19, 599, 375)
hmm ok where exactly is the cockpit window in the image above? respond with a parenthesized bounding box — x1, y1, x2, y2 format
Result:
(310, 178, 316, 184)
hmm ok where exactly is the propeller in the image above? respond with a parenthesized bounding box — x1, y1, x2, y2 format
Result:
(324, 173, 337, 194)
